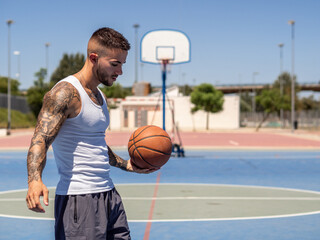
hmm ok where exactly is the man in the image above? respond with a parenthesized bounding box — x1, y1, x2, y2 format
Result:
(26, 27, 157, 240)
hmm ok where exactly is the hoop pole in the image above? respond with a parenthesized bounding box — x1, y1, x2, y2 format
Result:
(161, 60, 167, 130)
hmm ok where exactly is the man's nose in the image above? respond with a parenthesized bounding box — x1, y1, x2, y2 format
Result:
(115, 66, 123, 75)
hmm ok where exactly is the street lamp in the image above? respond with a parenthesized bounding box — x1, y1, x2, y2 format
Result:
(288, 20, 295, 133)
(278, 43, 284, 74)
(45, 42, 50, 82)
(133, 24, 140, 83)
(278, 43, 284, 128)
(6, 19, 14, 136)
(13, 51, 21, 82)
(252, 72, 259, 128)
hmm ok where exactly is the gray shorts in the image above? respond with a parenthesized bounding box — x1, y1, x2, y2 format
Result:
(54, 188, 131, 240)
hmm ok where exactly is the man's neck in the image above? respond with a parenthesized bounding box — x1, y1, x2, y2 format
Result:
(77, 71, 99, 92)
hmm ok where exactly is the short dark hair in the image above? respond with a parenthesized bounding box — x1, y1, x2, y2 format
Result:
(90, 27, 130, 51)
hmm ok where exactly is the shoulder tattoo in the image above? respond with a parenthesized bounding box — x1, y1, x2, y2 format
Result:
(27, 82, 80, 183)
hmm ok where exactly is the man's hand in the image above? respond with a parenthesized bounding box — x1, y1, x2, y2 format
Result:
(26, 180, 49, 213)
(128, 159, 160, 174)
(108, 146, 159, 173)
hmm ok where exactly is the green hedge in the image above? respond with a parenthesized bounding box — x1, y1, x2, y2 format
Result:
(0, 108, 36, 129)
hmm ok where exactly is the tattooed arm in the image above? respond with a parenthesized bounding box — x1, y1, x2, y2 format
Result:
(107, 146, 159, 174)
(26, 82, 80, 213)
(102, 92, 159, 174)
(107, 146, 132, 172)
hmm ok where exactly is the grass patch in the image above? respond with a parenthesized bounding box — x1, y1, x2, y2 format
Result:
(0, 108, 36, 129)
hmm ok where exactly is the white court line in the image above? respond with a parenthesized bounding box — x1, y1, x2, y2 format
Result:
(2, 183, 320, 196)
(229, 140, 239, 146)
(124, 196, 320, 200)
(2, 210, 320, 223)
(0, 198, 55, 201)
(1, 184, 320, 222)
(1, 197, 320, 201)
(129, 210, 320, 223)
(0, 214, 54, 221)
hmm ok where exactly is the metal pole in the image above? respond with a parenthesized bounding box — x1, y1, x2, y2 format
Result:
(162, 60, 168, 130)
(278, 43, 284, 128)
(7, 20, 14, 136)
(45, 42, 50, 82)
(140, 62, 144, 81)
(288, 20, 295, 133)
(14, 51, 20, 82)
(252, 72, 258, 128)
(133, 24, 139, 83)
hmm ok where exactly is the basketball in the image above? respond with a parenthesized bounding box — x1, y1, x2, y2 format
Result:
(128, 125, 172, 169)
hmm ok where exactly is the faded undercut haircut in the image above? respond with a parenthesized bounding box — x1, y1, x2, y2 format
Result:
(88, 27, 131, 56)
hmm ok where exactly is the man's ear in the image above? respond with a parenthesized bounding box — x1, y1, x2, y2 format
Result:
(89, 53, 98, 64)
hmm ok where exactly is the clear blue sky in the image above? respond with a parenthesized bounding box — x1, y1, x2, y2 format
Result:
(1, 0, 320, 92)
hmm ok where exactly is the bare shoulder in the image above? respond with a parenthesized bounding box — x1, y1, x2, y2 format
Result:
(30, 81, 80, 149)
(46, 81, 79, 106)
(44, 81, 81, 118)
(32, 81, 81, 144)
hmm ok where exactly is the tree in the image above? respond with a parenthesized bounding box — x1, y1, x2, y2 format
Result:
(255, 88, 290, 131)
(273, 71, 300, 108)
(100, 83, 131, 99)
(100, 83, 131, 109)
(0, 76, 20, 95)
(190, 83, 224, 130)
(50, 53, 85, 84)
(27, 68, 50, 117)
(179, 84, 193, 96)
(240, 92, 252, 112)
(300, 95, 319, 111)
(273, 72, 292, 94)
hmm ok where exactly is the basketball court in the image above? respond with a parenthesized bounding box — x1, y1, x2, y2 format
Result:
(2, 183, 320, 222)
(0, 133, 320, 239)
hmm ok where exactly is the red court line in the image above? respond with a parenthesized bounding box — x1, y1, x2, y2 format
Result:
(143, 172, 161, 240)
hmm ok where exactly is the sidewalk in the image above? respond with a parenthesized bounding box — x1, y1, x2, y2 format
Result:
(0, 127, 319, 150)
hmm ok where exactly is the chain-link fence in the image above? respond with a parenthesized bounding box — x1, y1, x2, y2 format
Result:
(0, 93, 30, 114)
(241, 110, 320, 129)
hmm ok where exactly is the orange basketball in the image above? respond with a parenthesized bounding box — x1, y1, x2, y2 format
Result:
(128, 125, 172, 169)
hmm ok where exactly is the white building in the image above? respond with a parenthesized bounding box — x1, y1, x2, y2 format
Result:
(109, 86, 240, 131)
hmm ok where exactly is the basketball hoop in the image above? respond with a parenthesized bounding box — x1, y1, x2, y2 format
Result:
(141, 29, 191, 131)
(161, 59, 170, 72)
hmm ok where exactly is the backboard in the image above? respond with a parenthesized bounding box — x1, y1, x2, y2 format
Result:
(141, 29, 191, 65)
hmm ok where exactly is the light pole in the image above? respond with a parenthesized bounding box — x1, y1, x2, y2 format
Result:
(133, 24, 140, 83)
(278, 43, 284, 128)
(288, 20, 295, 133)
(140, 62, 144, 81)
(182, 72, 186, 95)
(6, 19, 14, 136)
(252, 72, 259, 127)
(14, 51, 21, 82)
(45, 42, 50, 82)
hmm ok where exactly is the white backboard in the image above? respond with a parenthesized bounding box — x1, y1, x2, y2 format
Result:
(141, 29, 191, 64)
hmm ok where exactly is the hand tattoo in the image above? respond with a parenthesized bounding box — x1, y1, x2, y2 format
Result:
(107, 146, 131, 172)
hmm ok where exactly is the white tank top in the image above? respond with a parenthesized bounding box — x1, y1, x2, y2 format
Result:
(52, 76, 114, 195)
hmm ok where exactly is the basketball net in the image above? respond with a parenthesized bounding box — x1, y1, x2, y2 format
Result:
(160, 59, 171, 73)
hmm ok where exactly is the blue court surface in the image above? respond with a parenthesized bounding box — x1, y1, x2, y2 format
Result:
(1, 149, 320, 240)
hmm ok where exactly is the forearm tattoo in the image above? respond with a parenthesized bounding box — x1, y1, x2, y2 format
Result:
(107, 146, 131, 172)
(27, 82, 80, 183)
